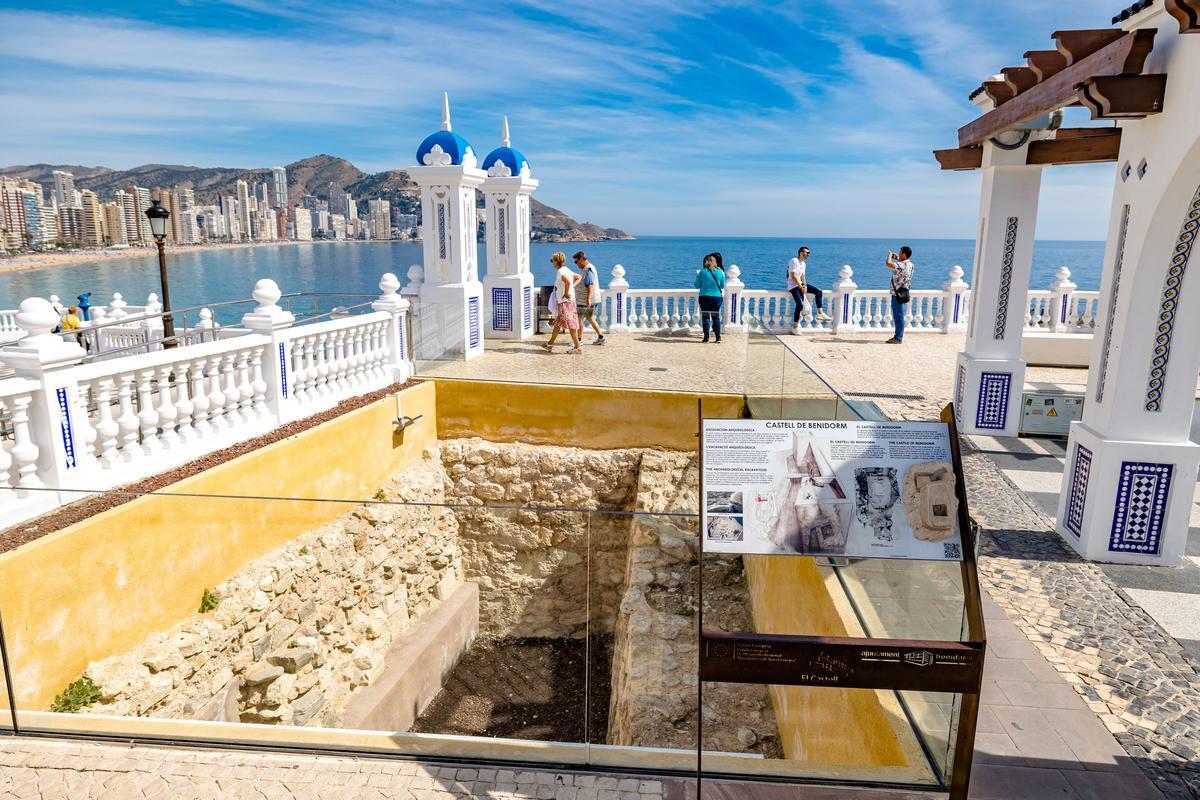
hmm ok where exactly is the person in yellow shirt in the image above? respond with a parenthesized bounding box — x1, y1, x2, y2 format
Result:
(61, 306, 82, 345)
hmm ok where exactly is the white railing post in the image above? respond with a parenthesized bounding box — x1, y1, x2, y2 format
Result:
(401, 264, 423, 299)
(941, 265, 969, 333)
(107, 292, 128, 321)
(240, 278, 295, 421)
(722, 264, 745, 332)
(830, 265, 858, 334)
(607, 264, 630, 333)
(0, 297, 96, 495)
(372, 272, 412, 384)
(1046, 266, 1077, 333)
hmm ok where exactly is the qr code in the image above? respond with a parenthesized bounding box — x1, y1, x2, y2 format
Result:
(943, 542, 963, 560)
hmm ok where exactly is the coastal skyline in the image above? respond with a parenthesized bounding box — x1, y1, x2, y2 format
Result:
(1, 0, 1120, 239)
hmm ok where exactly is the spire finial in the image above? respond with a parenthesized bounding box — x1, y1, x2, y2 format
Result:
(441, 92, 451, 132)
(502, 116, 511, 148)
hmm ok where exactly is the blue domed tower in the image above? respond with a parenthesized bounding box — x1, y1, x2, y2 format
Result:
(409, 93, 486, 361)
(481, 117, 539, 340)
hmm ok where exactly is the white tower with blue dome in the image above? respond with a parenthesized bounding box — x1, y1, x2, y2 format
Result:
(409, 93, 487, 361)
(480, 117, 538, 340)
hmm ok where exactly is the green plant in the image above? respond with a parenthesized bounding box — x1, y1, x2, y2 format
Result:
(373, 489, 387, 502)
(299, 546, 309, 556)
(50, 677, 101, 713)
(199, 588, 220, 613)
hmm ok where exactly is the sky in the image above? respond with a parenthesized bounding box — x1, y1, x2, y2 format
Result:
(0, 0, 1127, 239)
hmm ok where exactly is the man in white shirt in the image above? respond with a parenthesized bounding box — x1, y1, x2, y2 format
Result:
(786, 246, 831, 334)
(573, 251, 606, 345)
(885, 246, 915, 344)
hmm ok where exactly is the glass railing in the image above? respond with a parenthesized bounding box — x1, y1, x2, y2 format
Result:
(0, 355, 977, 792)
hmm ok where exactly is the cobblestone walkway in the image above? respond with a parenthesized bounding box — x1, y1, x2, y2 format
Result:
(0, 736, 666, 800)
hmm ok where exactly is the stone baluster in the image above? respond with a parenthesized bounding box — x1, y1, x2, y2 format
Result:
(86, 307, 106, 353)
(196, 308, 214, 343)
(607, 265, 630, 333)
(249, 345, 268, 420)
(290, 337, 308, 407)
(722, 265, 744, 332)
(206, 353, 228, 435)
(830, 265, 858, 334)
(332, 328, 349, 394)
(92, 378, 120, 468)
(155, 363, 180, 449)
(941, 265, 969, 333)
(189, 357, 212, 436)
(174, 363, 196, 446)
(115, 372, 140, 459)
(0, 399, 11, 491)
(372, 272, 412, 383)
(135, 368, 160, 455)
(235, 350, 255, 423)
(1046, 266, 1077, 333)
(8, 394, 42, 492)
(313, 333, 331, 402)
(221, 351, 241, 428)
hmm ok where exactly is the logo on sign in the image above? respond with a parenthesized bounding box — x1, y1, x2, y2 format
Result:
(903, 650, 934, 667)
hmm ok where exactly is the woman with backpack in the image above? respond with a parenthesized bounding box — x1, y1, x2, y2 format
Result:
(694, 252, 726, 343)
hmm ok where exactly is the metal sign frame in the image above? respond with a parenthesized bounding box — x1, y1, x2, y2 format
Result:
(696, 403, 985, 800)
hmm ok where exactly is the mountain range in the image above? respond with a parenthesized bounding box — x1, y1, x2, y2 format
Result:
(0, 155, 633, 243)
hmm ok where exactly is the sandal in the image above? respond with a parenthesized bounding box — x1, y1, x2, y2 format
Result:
(542, 343, 554, 352)
(567, 347, 582, 354)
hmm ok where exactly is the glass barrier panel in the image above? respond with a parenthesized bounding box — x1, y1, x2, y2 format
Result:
(0, 608, 14, 732)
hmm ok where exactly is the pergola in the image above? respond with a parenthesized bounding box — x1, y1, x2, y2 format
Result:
(933, 0, 1200, 566)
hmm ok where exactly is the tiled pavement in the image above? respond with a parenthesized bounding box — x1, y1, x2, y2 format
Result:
(970, 433, 1200, 665)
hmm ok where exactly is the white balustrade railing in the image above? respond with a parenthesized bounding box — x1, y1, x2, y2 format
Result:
(0, 273, 412, 527)
(0, 309, 21, 344)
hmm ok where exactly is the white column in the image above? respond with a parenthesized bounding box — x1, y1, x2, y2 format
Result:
(410, 166, 486, 361)
(722, 265, 745, 332)
(606, 264, 630, 333)
(372, 272, 413, 383)
(1057, 31, 1200, 566)
(953, 139, 1044, 437)
(240, 278, 296, 421)
(480, 175, 538, 340)
(830, 265, 858, 334)
(0, 297, 96, 496)
(941, 265, 969, 333)
(1046, 267, 1077, 333)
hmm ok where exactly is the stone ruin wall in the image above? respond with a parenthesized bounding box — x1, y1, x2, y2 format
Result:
(80, 448, 461, 727)
(440, 438, 642, 638)
(606, 450, 781, 756)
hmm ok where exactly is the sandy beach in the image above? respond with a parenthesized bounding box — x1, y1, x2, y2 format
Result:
(0, 238, 400, 275)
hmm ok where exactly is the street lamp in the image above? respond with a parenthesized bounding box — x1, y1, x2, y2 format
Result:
(144, 199, 177, 348)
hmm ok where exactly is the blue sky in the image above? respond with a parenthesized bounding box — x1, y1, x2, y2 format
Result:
(0, 0, 1122, 238)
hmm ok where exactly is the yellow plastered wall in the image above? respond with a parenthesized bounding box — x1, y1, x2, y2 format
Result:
(743, 555, 910, 767)
(0, 382, 437, 710)
(431, 379, 744, 451)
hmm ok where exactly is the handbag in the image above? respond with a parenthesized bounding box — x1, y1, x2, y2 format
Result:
(894, 285, 911, 305)
(548, 291, 559, 316)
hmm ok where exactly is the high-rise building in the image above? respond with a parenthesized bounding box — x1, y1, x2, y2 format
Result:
(330, 214, 346, 240)
(1, 181, 27, 250)
(52, 170, 78, 209)
(57, 206, 83, 245)
(255, 181, 270, 208)
(123, 185, 152, 244)
(80, 190, 105, 247)
(102, 201, 126, 245)
(291, 206, 312, 241)
(236, 180, 252, 242)
(314, 209, 329, 233)
(271, 166, 288, 209)
(177, 187, 196, 243)
(368, 198, 391, 240)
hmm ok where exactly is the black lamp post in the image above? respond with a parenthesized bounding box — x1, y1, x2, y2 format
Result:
(145, 199, 176, 348)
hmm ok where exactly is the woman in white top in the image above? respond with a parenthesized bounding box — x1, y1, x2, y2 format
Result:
(543, 251, 583, 354)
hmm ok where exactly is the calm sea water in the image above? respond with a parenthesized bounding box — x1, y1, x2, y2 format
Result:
(0, 236, 1105, 323)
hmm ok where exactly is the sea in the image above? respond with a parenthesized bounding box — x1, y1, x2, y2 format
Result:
(0, 237, 1106, 323)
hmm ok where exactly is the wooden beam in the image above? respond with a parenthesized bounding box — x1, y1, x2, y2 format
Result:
(1024, 50, 1068, 82)
(1002, 66, 1039, 95)
(1027, 129, 1122, 165)
(958, 29, 1157, 147)
(1052, 127, 1120, 141)
(1054, 29, 1126, 64)
(933, 146, 983, 170)
(1079, 74, 1168, 118)
(983, 80, 1015, 106)
(1166, 0, 1200, 31)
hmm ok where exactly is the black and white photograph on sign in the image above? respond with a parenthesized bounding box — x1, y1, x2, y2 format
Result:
(707, 515, 744, 542)
(701, 419, 965, 561)
(706, 490, 743, 514)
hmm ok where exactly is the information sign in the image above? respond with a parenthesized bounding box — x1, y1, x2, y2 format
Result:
(701, 419, 965, 561)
